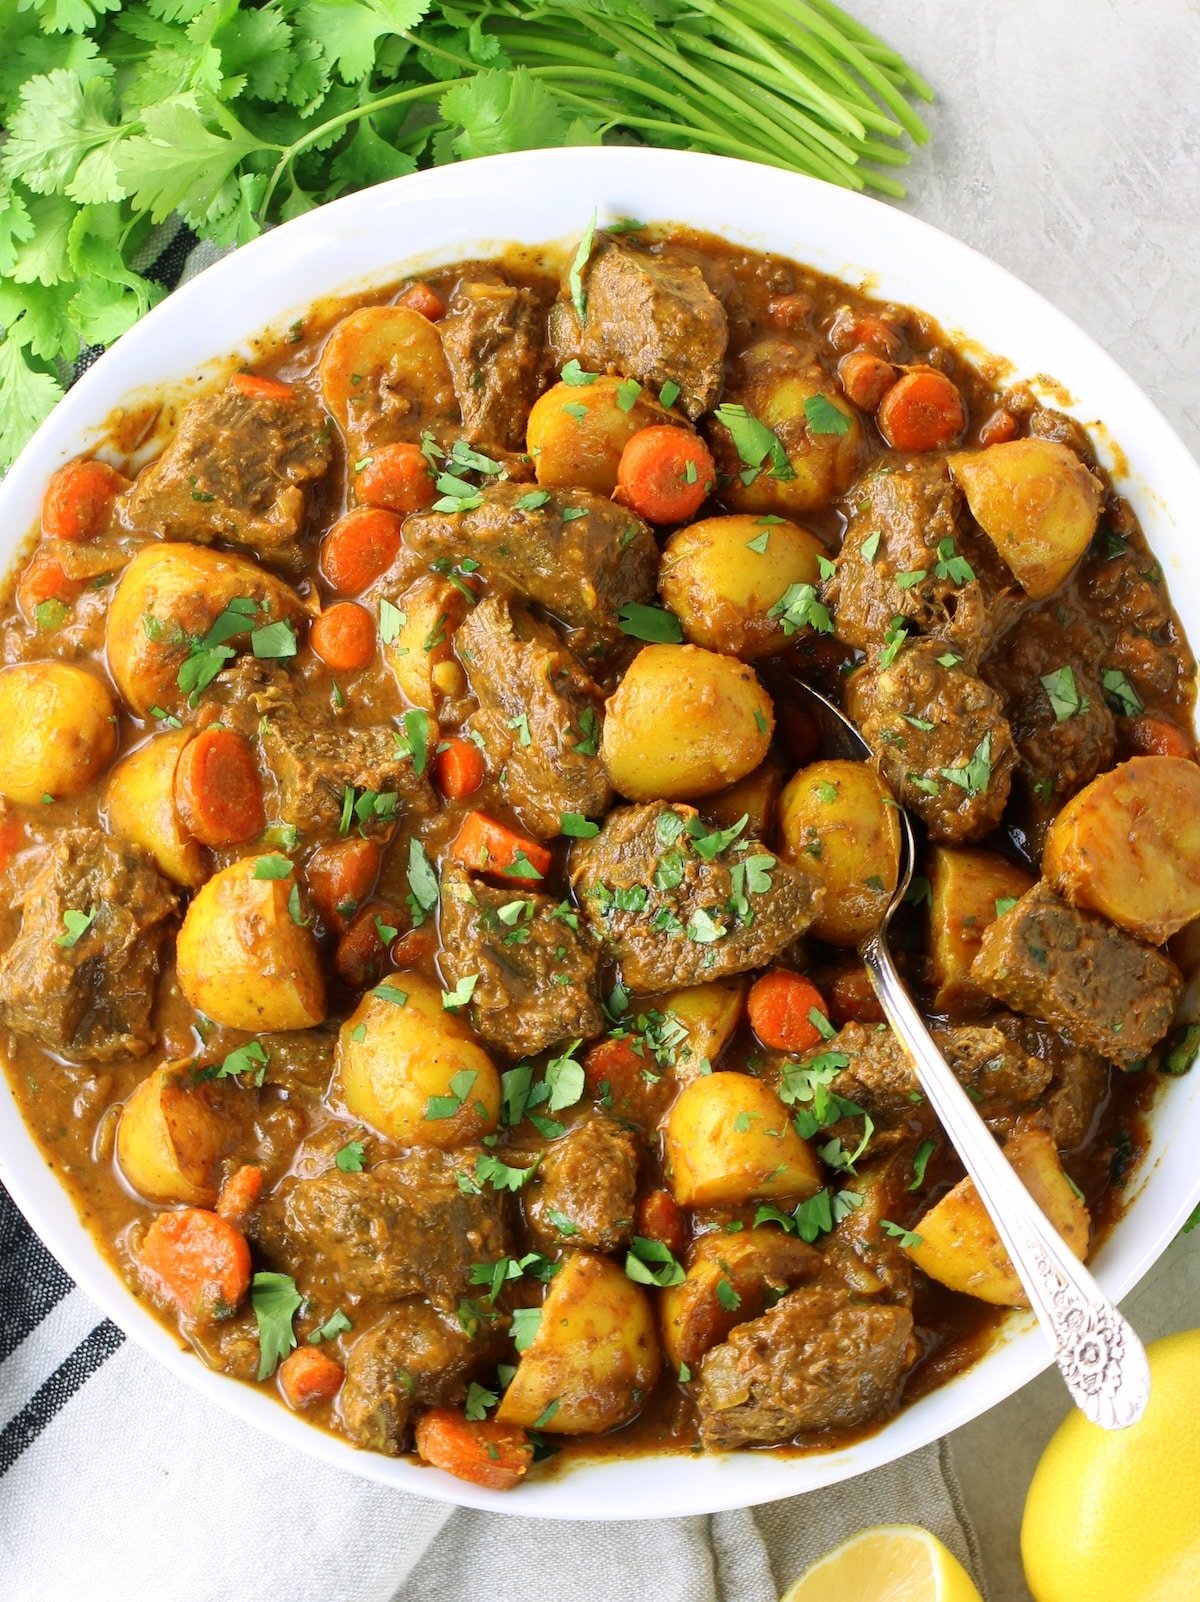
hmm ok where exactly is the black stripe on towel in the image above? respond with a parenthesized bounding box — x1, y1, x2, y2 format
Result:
(0, 1185, 73, 1362)
(0, 1319, 125, 1478)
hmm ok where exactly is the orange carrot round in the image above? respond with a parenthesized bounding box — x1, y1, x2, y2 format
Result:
(306, 836, 382, 932)
(636, 1188, 686, 1256)
(398, 281, 447, 322)
(766, 293, 813, 332)
(825, 964, 886, 1026)
(450, 811, 553, 881)
(876, 367, 966, 451)
(138, 1208, 251, 1322)
(837, 350, 897, 412)
(310, 602, 376, 673)
(747, 970, 830, 1052)
(279, 1345, 345, 1410)
(1122, 715, 1194, 761)
(828, 309, 902, 358)
(334, 899, 400, 989)
(978, 408, 1019, 447)
(615, 426, 715, 524)
(433, 736, 486, 800)
(414, 1408, 533, 1492)
(17, 548, 81, 621)
(230, 371, 294, 403)
(216, 1164, 263, 1227)
(0, 814, 24, 873)
(174, 727, 265, 847)
(320, 506, 403, 595)
(41, 458, 129, 542)
(354, 441, 437, 516)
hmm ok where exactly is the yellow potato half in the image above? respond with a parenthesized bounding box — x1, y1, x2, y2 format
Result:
(175, 856, 326, 1031)
(664, 1071, 821, 1207)
(778, 759, 901, 947)
(527, 375, 673, 495)
(928, 846, 1035, 1011)
(105, 730, 205, 887)
(116, 1063, 227, 1205)
(0, 662, 117, 804)
(319, 304, 457, 453)
(496, 1251, 661, 1434)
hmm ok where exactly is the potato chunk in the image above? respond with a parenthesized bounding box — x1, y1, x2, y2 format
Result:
(660, 1227, 819, 1372)
(105, 730, 205, 888)
(496, 1251, 661, 1434)
(906, 1127, 1090, 1307)
(0, 662, 117, 804)
(116, 1063, 227, 1205)
(663, 1072, 821, 1206)
(526, 375, 673, 494)
(646, 978, 746, 1078)
(319, 304, 457, 453)
(948, 439, 1101, 599)
(602, 643, 774, 802)
(336, 974, 500, 1148)
(176, 856, 325, 1031)
(928, 846, 1035, 1012)
(383, 571, 473, 713)
(1044, 756, 1200, 945)
(778, 759, 901, 947)
(659, 514, 828, 659)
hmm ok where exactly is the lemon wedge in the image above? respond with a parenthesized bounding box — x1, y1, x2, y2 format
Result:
(781, 1524, 982, 1602)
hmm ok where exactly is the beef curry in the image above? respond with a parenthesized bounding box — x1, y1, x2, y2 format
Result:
(1, 220, 1197, 1492)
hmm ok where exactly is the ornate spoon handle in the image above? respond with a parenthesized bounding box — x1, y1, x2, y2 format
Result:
(862, 933, 1151, 1430)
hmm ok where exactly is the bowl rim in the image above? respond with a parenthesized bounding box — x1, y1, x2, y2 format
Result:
(2, 145, 1199, 1520)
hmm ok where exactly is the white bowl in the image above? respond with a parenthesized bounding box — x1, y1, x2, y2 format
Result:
(2, 147, 1199, 1520)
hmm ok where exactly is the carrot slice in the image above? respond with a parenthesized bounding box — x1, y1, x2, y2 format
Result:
(398, 281, 447, 322)
(279, 1346, 345, 1410)
(320, 506, 403, 595)
(433, 736, 486, 800)
(354, 441, 438, 516)
(41, 458, 129, 542)
(306, 836, 382, 932)
(231, 371, 294, 403)
(615, 426, 715, 524)
(450, 811, 553, 881)
(334, 899, 401, 989)
(138, 1208, 251, 1322)
(876, 367, 966, 451)
(0, 814, 24, 873)
(978, 408, 1019, 447)
(216, 1164, 263, 1227)
(766, 293, 813, 332)
(17, 548, 81, 622)
(828, 309, 902, 358)
(1122, 715, 1195, 761)
(174, 727, 265, 847)
(837, 350, 896, 412)
(825, 964, 886, 1026)
(636, 1188, 686, 1256)
(414, 1408, 533, 1492)
(310, 601, 376, 673)
(747, 970, 831, 1052)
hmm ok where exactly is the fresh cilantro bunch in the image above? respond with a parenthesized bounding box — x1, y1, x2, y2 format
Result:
(0, 0, 932, 467)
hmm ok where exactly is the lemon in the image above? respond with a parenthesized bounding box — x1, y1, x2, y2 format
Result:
(780, 1524, 982, 1602)
(1022, 1329, 1200, 1602)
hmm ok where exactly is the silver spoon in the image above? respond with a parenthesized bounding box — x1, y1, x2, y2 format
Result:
(786, 675, 1151, 1429)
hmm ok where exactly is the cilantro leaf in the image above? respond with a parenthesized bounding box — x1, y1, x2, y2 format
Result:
(617, 602, 684, 644)
(802, 392, 851, 435)
(250, 1270, 303, 1379)
(713, 402, 795, 481)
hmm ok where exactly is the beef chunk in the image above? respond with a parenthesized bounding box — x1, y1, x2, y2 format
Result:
(1082, 542, 1184, 705)
(696, 1285, 914, 1447)
(260, 1147, 509, 1309)
(122, 379, 331, 561)
(569, 802, 822, 991)
(549, 236, 727, 420)
(972, 883, 1181, 1067)
(339, 1302, 479, 1455)
(993, 1015, 1110, 1151)
(0, 829, 175, 1062)
(457, 593, 610, 838)
(438, 864, 604, 1059)
(439, 280, 546, 451)
(525, 1116, 639, 1252)
(829, 460, 1022, 660)
(796, 1018, 1051, 1126)
(403, 481, 658, 638)
(846, 639, 1017, 844)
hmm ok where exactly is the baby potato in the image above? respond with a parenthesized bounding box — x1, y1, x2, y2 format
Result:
(602, 643, 774, 802)
(659, 514, 828, 658)
(106, 543, 305, 716)
(906, 1127, 1089, 1307)
(0, 662, 117, 804)
(176, 856, 326, 1032)
(1044, 756, 1200, 945)
(105, 730, 205, 888)
(778, 759, 901, 947)
(383, 572, 473, 712)
(660, 1227, 818, 1372)
(116, 1063, 227, 1205)
(948, 438, 1101, 599)
(702, 762, 782, 840)
(706, 343, 864, 517)
(496, 1251, 661, 1434)
(527, 376, 674, 494)
(336, 973, 500, 1148)
(646, 978, 746, 1079)
(319, 304, 458, 453)
(664, 1071, 821, 1207)
(928, 846, 1035, 1012)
